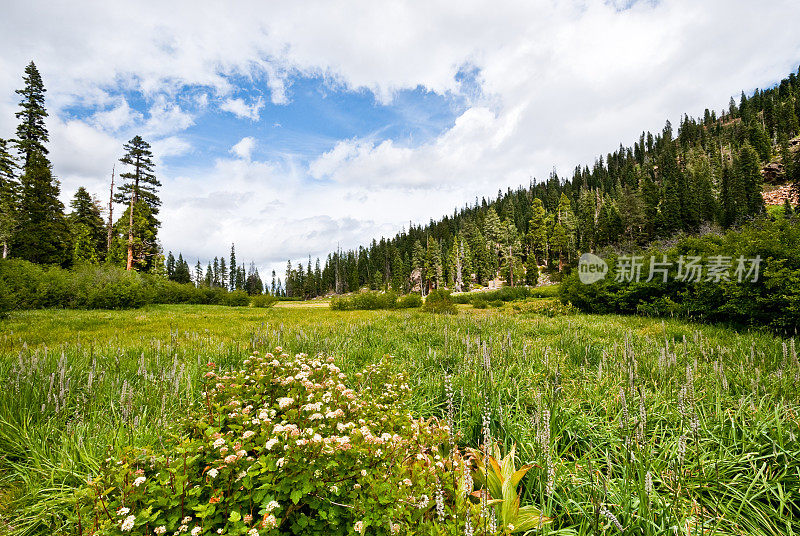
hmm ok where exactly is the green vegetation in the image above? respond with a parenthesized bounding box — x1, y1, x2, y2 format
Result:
(0, 259, 260, 311)
(560, 217, 800, 333)
(1, 305, 798, 535)
(329, 290, 421, 310)
(421, 289, 457, 314)
(453, 285, 559, 305)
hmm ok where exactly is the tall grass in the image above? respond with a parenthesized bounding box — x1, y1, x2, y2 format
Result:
(0, 305, 798, 534)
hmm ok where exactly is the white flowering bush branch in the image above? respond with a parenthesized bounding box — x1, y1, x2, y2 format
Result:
(75, 349, 492, 535)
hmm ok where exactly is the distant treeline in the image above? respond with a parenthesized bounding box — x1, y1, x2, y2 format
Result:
(283, 66, 800, 299)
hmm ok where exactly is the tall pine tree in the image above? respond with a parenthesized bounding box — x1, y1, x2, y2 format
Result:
(114, 136, 161, 270)
(68, 186, 106, 264)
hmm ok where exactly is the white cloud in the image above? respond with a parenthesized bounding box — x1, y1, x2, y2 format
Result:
(220, 96, 265, 121)
(142, 95, 195, 137)
(2, 0, 800, 276)
(231, 137, 256, 160)
(90, 98, 142, 132)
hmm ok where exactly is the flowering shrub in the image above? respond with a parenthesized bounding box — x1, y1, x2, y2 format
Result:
(76, 349, 492, 535)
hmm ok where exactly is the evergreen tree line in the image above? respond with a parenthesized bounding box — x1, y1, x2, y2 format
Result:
(282, 66, 800, 298)
(0, 61, 272, 298)
(0, 61, 164, 271)
(165, 244, 279, 296)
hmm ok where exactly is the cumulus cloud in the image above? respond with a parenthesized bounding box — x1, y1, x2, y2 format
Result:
(1, 0, 800, 276)
(220, 96, 265, 121)
(231, 137, 256, 160)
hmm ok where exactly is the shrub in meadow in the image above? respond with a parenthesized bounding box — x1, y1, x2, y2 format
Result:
(396, 293, 422, 309)
(250, 294, 278, 308)
(76, 349, 495, 535)
(422, 290, 457, 315)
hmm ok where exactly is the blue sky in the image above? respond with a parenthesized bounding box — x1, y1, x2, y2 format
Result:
(1, 0, 799, 278)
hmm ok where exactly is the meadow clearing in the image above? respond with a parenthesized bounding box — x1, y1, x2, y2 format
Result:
(0, 300, 798, 535)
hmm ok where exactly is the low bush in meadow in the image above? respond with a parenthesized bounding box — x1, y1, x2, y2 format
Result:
(0, 260, 274, 311)
(329, 291, 422, 311)
(422, 290, 457, 315)
(75, 350, 510, 535)
(250, 294, 278, 308)
(559, 217, 800, 333)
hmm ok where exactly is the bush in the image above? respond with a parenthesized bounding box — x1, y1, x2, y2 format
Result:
(251, 294, 278, 308)
(76, 350, 486, 535)
(0, 259, 265, 312)
(488, 299, 504, 308)
(472, 297, 488, 309)
(0, 278, 13, 317)
(396, 293, 422, 308)
(224, 290, 251, 307)
(422, 289, 457, 314)
(330, 291, 398, 310)
(559, 217, 800, 333)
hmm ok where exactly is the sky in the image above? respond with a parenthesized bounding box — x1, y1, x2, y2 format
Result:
(1, 0, 799, 279)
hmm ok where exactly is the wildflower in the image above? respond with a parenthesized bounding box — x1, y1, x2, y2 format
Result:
(276, 457, 285, 468)
(277, 397, 294, 409)
(191, 528, 201, 536)
(224, 454, 238, 464)
(121, 514, 135, 531)
(354, 521, 364, 533)
(391, 523, 400, 534)
(463, 520, 474, 536)
(462, 462, 473, 497)
(117, 507, 130, 516)
(243, 514, 253, 524)
(600, 506, 624, 532)
(182, 517, 192, 524)
(154, 527, 166, 535)
(360, 469, 367, 477)
(645, 471, 653, 495)
(261, 514, 278, 528)
(265, 438, 278, 450)
(248, 529, 259, 536)
(243, 430, 255, 440)
(213, 438, 226, 449)
(266, 500, 279, 511)
(133, 476, 146, 487)
(435, 486, 445, 521)
(207, 468, 219, 479)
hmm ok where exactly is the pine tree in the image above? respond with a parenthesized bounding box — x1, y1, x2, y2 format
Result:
(212, 257, 220, 287)
(737, 144, 765, 218)
(166, 251, 176, 278)
(14, 62, 49, 169)
(108, 201, 160, 271)
(499, 219, 522, 285)
(219, 257, 227, 289)
(246, 262, 263, 295)
(12, 151, 70, 265)
(204, 262, 213, 287)
(527, 198, 548, 263)
(68, 186, 106, 264)
(424, 237, 443, 291)
(115, 136, 161, 270)
(229, 245, 237, 290)
(173, 254, 192, 284)
(524, 254, 539, 286)
(271, 270, 277, 295)
(195, 261, 203, 286)
(0, 138, 18, 258)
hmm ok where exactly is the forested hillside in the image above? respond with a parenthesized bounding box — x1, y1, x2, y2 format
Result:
(285, 66, 800, 298)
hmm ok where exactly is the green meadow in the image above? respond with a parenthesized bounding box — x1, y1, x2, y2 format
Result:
(1, 302, 798, 535)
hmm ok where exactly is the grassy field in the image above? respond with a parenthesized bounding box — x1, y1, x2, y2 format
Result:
(1, 302, 798, 534)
